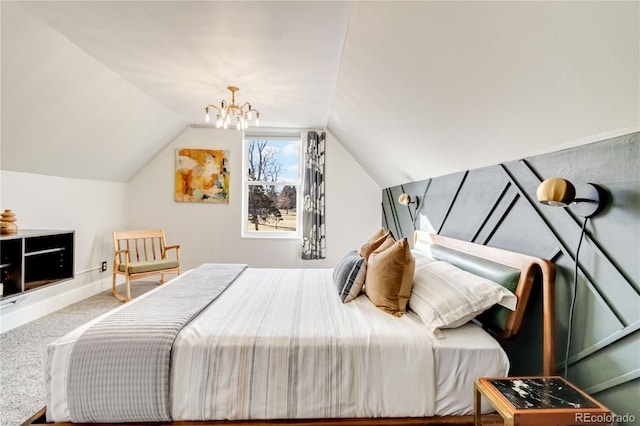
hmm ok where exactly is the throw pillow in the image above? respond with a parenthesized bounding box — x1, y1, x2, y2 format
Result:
(365, 237, 415, 317)
(408, 260, 517, 332)
(333, 250, 367, 303)
(359, 228, 394, 261)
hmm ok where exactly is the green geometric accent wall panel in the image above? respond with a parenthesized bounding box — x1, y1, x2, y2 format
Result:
(382, 132, 639, 425)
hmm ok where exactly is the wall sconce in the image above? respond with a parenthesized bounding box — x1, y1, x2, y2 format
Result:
(398, 193, 419, 207)
(536, 176, 608, 379)
(536, 177, 607, 218)
(398, 193, 420, 231)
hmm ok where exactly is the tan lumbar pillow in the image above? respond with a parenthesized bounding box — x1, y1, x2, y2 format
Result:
(359, 228, 394, 261)
(365, 237, 415, 317)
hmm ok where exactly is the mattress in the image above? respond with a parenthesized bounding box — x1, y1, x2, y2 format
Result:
(46, 266, 508, 422)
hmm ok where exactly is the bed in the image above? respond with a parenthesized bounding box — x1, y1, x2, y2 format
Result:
(35, 231, 556, 425)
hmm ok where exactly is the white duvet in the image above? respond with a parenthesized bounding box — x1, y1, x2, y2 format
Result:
(47, 267, 508, 422)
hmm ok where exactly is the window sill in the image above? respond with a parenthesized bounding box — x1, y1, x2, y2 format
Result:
(241, 232, 301, 240)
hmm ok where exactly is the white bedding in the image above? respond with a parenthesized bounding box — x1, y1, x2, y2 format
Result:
(47, 266, 508, 422)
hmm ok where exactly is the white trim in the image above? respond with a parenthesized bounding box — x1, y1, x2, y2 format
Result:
(241, 134, 303, 239)
(244, 129, 302, 141)
(523, 126, 640, 158)
(241, 232, 300, 240)
(0, 277, 113, 333)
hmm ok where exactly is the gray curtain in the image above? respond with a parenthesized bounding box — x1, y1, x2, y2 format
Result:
(301, 130, 326, 260)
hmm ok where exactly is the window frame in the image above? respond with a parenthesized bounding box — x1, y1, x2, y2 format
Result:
(241, 132, 303, 239)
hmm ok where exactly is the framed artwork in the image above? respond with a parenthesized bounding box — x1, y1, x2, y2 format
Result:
(175, 148, 229, 203)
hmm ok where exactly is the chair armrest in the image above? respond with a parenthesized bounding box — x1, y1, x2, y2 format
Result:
(113, 249, 130, 265)
(164, 245, 180, 260)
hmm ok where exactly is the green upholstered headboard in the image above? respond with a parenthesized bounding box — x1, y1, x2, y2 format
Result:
(429, 244, 521, 332)
(412, 231, 557, 376)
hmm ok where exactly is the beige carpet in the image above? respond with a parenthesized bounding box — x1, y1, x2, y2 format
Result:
(0, 282, 159, 426)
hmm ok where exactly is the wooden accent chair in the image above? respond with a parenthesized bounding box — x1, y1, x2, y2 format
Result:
(112, 229, 181, 302)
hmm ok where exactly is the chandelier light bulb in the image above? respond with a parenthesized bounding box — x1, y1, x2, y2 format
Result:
(204, 86, 260, 130)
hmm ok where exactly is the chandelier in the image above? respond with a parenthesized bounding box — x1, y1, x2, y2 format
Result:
(205, 86, 260, 130)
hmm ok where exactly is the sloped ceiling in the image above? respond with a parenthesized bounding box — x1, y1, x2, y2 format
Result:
(0, 2, 187, 182)
(329, 1, 639, 187)
(1, 1, 352, 182)
(1, 1, 638, 186)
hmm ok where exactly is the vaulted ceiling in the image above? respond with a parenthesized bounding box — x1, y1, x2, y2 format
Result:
(1, 1, 638, 187)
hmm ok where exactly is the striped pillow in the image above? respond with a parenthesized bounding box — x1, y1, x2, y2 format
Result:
(408, 261, 516, 333)
(333, 251, 367, 303)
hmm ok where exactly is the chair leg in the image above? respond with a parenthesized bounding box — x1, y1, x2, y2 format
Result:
(112, 278, 125, 302)
(112, 271, 117, 296)
(124, 275, 132, 302)
(112, 271, 130, 303)
(160, 273, 165, 284)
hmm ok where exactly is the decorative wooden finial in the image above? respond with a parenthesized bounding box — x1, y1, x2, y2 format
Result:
(0, 209, 18, 234)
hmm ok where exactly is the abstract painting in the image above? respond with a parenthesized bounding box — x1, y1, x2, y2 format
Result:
(175, 148, 229, 203)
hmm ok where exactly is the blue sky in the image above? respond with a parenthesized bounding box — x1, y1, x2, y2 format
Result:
(279, 141, 300, 183)
(250, 140, 299, 183)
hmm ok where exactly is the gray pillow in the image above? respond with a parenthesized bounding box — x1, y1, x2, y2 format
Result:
(333, 251, 367, 303)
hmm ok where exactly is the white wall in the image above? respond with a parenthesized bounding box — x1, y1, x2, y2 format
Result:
(0, 171, 127, 332)
(126, 127, 381, 270)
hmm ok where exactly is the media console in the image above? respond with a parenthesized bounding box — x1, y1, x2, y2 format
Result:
(0, 229, 74, 302)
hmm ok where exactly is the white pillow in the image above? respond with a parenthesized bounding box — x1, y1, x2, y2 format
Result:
(409, 261, 517, 333)
(411, 250, 436, 269)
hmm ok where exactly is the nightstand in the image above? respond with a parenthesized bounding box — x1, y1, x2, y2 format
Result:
(474, 376, 613, 426)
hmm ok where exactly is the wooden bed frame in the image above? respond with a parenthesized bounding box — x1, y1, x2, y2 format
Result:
(23, 232, 555, 426)
(23, 408, 504, 426)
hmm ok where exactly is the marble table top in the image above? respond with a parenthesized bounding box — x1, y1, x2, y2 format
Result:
(488, 377, 599, 410)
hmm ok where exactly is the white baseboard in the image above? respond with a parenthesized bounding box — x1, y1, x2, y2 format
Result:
(0, 277, 116, 333)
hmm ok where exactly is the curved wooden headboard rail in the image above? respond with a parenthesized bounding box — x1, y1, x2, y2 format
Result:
(413, 231, 556, 376)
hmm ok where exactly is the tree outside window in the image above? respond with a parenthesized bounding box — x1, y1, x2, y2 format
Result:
(243, 137, 301, 237)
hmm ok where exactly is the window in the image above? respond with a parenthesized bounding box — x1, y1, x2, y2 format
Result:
(242, 133, 302, 238)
